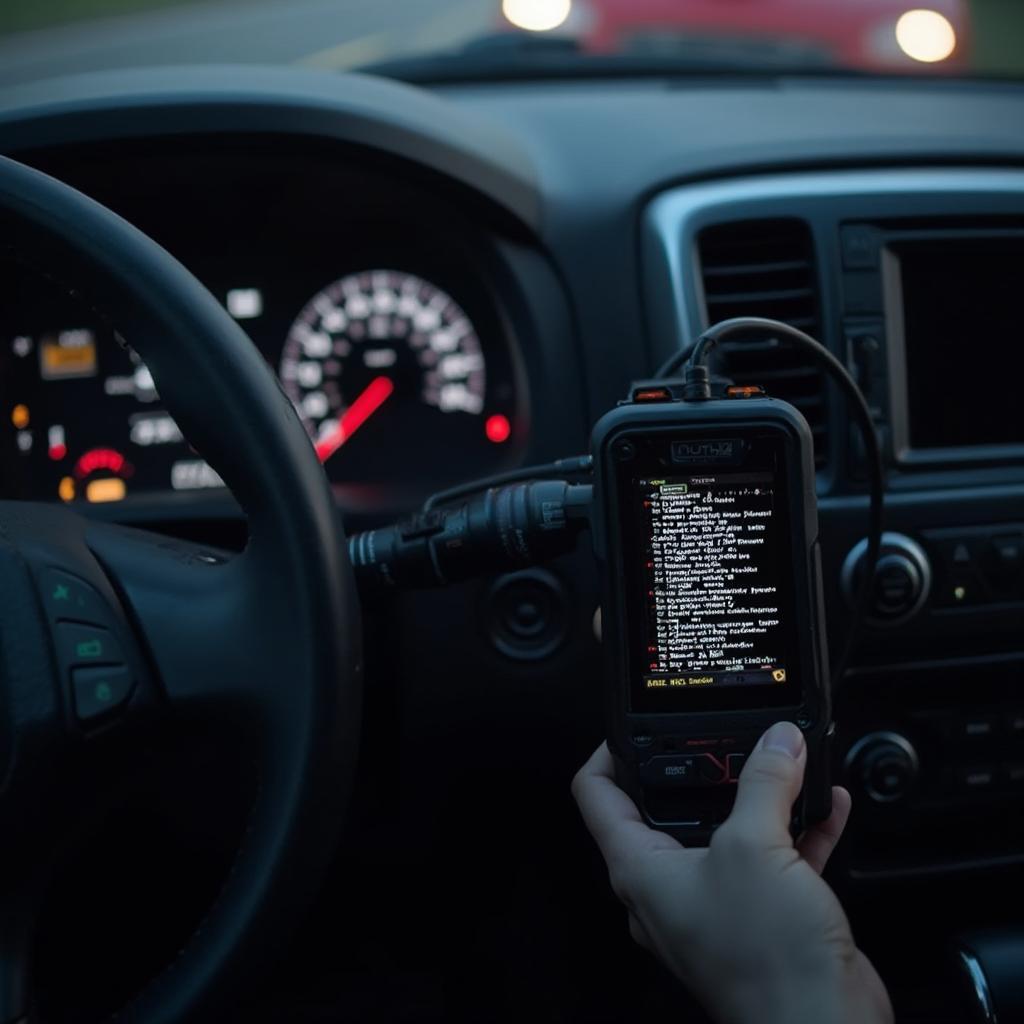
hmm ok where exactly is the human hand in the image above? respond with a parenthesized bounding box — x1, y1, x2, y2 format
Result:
(571, 722, 893, 1024)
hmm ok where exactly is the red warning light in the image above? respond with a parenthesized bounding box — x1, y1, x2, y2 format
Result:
(74, 447, 127, 480)
(485, 414, 511, 444)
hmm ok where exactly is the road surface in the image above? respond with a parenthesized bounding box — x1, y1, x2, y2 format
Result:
(0, 0, 495, 89)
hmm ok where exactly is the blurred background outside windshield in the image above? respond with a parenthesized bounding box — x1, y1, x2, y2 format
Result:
(1, 0, 1022, 90)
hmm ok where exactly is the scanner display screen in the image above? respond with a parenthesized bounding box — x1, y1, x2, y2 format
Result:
(619, 433, 803, 713)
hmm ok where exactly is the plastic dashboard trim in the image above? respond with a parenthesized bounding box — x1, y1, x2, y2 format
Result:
(0, 66, 543, 233)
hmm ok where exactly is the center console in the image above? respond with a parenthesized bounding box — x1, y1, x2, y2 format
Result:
(643, 168, 1024, 878)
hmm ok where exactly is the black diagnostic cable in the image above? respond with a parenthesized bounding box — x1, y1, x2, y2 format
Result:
(423, 454, 593, 511)
(653, 340, 697, 380)
(678, 316, 884, 684)
(349, 478, 592, 589)
(347, 454, 594, 589)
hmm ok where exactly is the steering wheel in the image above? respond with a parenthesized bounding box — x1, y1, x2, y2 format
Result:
(0, 156, 362, 1022)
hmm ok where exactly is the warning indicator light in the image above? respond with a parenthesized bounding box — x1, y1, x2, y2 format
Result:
(485, 414, 511, 444)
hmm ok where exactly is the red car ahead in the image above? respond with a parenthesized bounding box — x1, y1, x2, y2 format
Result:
(500, 0, 970, 72)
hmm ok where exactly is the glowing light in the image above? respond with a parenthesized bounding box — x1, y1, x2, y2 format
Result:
(226, 287, 263, 319)
(58, 476, 75, 503)
(39, 329, 98, 380)
(485, 414, 512, 444)
(48, 424, 67, 461)
(895, 9, 956, 63)
(74, 447, 127, 480)
(85, 478, 126, 504)
(11, 404, 29, 429)
(502, 0, 571, 32)
(953, 585, 967, 601)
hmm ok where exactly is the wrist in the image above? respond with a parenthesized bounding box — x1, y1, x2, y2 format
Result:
(714, 961, 890, 1024)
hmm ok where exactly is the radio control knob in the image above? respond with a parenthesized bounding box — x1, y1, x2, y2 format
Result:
(845, 732, 919, 803)
(841, 532, 931, 625)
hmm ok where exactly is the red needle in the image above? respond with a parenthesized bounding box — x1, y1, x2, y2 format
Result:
(314, 375, 394, 463)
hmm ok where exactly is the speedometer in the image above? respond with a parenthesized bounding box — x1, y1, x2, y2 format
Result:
(280, 270, 518, 486)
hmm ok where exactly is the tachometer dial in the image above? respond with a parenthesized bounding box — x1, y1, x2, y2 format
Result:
(280, 269, 516, 486)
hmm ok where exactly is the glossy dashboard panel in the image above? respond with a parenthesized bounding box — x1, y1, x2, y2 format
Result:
(1, 138, 532, 514)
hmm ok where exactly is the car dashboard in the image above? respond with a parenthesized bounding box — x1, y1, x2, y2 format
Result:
(3, 65, 1024, 1022)
(1, 136, 544, 521)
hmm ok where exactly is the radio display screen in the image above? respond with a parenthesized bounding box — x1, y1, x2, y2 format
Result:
(897, 237, 1024, 450)
(618, 433, 802, 713)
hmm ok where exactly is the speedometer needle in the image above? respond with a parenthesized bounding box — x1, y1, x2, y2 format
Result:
(314, 375, 395, 463)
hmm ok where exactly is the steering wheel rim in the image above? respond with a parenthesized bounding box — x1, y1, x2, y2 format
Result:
(0, 155, 362, 1022)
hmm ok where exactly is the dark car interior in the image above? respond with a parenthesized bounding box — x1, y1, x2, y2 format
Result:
(2, 28, 1024, 1022)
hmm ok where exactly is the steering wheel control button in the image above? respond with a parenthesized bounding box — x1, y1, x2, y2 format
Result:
(43, 569, 111, 625)
(72, 665, 134, 721)
(640, 755, 701, 788)
(55, 623, 124, 670)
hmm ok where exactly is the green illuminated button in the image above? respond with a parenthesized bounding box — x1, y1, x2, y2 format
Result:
(43, 568, 113, 625)
(55, 623, 125, 669)
(72, 665, 133, 721)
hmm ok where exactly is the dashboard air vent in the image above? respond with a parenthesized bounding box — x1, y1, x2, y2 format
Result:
(697, 219, 828, 470)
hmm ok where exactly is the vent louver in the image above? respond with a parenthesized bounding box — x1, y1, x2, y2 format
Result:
(697, 219, 828, 470)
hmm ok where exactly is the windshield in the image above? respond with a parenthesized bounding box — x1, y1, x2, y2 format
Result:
(1, 0, 1022, 88)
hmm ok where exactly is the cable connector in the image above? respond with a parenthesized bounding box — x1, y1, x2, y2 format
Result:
(349, 479, 592, 590)
(681, 363, 712, 401)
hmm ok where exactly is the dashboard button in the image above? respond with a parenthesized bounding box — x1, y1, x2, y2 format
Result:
(1002, 762, 1024, 786)
(846, 733, 919, 803)
(840, 225, 880, 270)
(841, 533, 931, 624)
(963, 716, 996, 741)
(987, 532, 1024, 587)
(871, 555, 921, 619)
(43, 569, 111, 625)
(72, 665, 133, 721)
(933, 568, 988, 608)
(55, 623, 124, 671)
(959, 765, 996, 791)
(866, 752, 915, 801)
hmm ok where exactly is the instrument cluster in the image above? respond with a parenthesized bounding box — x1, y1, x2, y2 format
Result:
(0, 259, 525, 511)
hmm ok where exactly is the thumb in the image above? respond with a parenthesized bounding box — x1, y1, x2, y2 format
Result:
(723, 721, 806, 849)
